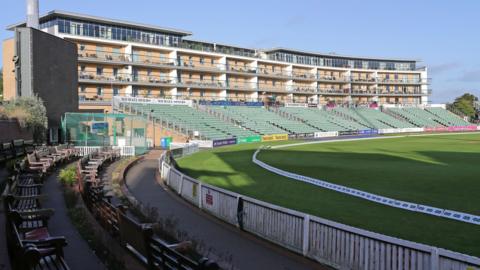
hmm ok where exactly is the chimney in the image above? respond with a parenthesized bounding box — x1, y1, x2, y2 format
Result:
(26, 0, 39, 29)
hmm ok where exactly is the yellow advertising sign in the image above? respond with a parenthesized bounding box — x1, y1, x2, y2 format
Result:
(261, 134, 289, 142)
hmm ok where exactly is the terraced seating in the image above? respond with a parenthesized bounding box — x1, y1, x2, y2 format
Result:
(425, 107, 471, 126)
(354, 108, 416, 129)
(279, 107, 361, 132)
(332, 107, 373, 128)
(128, 103, 257, 140)
(388, 107, 444, 127)
(210, 106, 319, 134)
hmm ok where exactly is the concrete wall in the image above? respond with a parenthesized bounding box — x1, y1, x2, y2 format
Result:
(12, 27, 78, 130)
(0, 119, 33, 143)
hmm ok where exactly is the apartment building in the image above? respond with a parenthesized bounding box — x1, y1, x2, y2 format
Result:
(4, 10, 430, 112)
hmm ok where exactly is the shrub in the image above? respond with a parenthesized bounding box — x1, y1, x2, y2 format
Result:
(3, 96, 48, 142)
(59, 165, 77, 186)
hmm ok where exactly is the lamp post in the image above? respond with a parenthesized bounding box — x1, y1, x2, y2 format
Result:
(150, 109, 155, 148)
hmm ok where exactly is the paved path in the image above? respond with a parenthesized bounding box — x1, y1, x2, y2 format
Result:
(42, 165, 105, 270)
(125, 154, 329, 270)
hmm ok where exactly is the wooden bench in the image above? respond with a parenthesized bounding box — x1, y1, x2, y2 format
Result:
(23, 140, 35, 154)
(6, 212, 69, 270)
(55, 145, 76, 160)
(27, 153, 52, 173)
(12, 139, 25, 157)
(2, 142, 14, 160)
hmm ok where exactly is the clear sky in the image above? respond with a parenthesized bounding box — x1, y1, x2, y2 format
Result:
(1, 0, 479, 103)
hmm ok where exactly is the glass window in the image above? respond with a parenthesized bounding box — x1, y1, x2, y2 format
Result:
(96, 87, 103, 96)
(113, 88, 119, 96)
(80, 86, 86, 92)
(96, 67, 103, 75)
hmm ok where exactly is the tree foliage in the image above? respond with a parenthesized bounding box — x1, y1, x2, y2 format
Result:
(450, 93, 478, 119)
(3, 96, 48, 142)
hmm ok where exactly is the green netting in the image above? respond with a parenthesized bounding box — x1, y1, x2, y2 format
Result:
(62, 113, 148, 151)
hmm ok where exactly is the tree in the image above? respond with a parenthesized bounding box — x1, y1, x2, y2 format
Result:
(4, 96, 48, 142)
(450, 93, 478, 119)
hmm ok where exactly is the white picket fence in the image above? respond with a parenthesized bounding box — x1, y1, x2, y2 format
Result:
(159, 155, 480, 270)
(75, 146, 135, 156)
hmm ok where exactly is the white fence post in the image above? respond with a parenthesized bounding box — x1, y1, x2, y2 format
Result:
(302, 214, 310, 256)
(178, 175, 184, 195)
(198, 182, 203, 209)
(431, 248, 439, 270)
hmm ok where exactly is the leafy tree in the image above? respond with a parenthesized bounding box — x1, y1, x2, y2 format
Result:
(4, 96, 48, 142)
(450, 93, 478, 119)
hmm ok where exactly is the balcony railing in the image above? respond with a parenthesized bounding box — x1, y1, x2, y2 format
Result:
(77, 50, 429, 84)
(78, 70, 432, 97)
(256, 68, 291, 78)
(289, 86, 317, 93)
(318, 89, 351, 95)
(226, 65, 257, 74)
(317, 76, 350, 83)
(291, 72, 317, 80)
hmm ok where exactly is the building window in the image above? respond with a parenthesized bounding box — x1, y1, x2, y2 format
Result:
(211, 59, 215, 65)
(132, 89, 138, 97)
(113, 68, 118, 77)
(79, 44, 85, 51)
(211, 75, 215, 82)
(200, 74, 204, 81)
(96, 87, 103, 96)
(189, 74, 192, 79)
(80, 86, 86, 92)
(96, 67, 103, 75)
(200, 90, 205, 97)
(200, 57, 205, 64)
(80, 65, 86, 72)
(147, 69, 152, 76)
(113, 88, 119, 96)
(147, 90, 151, 97)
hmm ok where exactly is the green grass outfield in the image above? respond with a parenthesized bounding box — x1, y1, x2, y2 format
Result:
(176, 133, 480, 257)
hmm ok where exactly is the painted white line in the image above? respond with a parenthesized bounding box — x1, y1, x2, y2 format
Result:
(254, 132, 480, 225)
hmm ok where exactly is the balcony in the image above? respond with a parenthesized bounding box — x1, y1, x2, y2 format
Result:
(351, 89, 378, 96)
(176, 58, 225, 73)
(79, 98, 112, 106)
(318, 89, 351, 95)
(291, 72, 317, 81)
(289, 86, 317, 94)
(226, 82, 257, 91)
(317, 76, 350, 83)
(177, 79, 225, 90)
(256, 68, 291, 79)
(350, 77, 377, 84)
(257, 83, 288, 93)
(377, 78, 427, 85)
(79, 71, 132, 85)
(225, 65, 257, 76)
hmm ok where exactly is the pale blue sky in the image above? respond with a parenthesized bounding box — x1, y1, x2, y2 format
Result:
(2, 0, 479, 103)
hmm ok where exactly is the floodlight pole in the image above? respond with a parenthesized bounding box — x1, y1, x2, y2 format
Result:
(151, 109, 155, 148)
